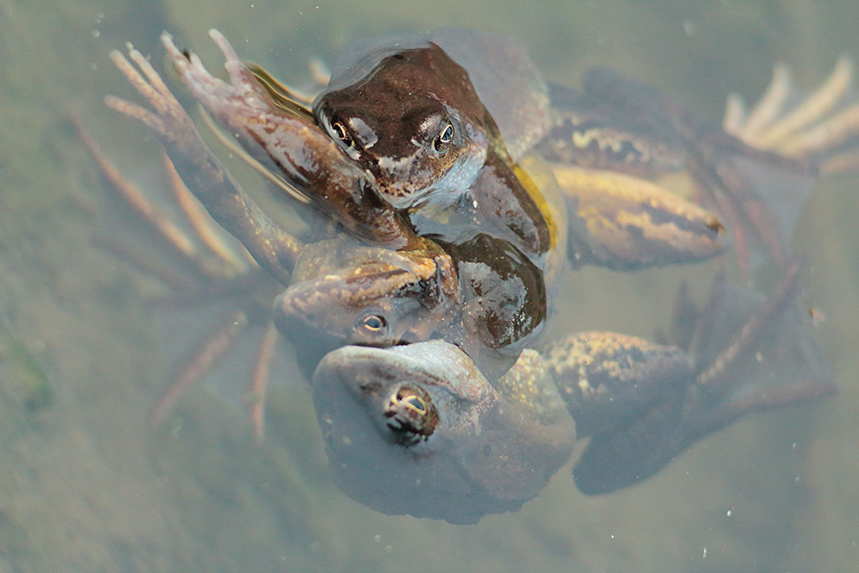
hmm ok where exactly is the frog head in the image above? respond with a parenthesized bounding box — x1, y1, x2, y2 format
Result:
(314, 44, 491, 211)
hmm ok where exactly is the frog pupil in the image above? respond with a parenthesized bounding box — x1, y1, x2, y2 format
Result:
(362, 314, 387, 332)
(331, 121, 352, 146)
(433, 122, 454, 153)
(402, 395, 426, 413)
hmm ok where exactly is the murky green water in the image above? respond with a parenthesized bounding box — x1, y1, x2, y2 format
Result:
(0, 0, 856, 571)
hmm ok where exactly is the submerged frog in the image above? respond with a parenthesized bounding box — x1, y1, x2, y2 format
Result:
(100, 28, 857, 522)
(313, 259, 830, 522)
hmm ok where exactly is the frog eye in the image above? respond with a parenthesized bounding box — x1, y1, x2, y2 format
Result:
(329, 120, 354, 148)
(355, 313, 390, 342)
(432, 121, 454, 154)
(384, 385, 438, 446)
(360, 314, 388, 334)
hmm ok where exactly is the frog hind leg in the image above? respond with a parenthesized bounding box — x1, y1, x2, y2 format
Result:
(78, 118, 281, 438)
(704, 58, 859, 273)
(553, 164, 728, 271)
(544, 332, 695, 438)
(571, 259, 834, 495)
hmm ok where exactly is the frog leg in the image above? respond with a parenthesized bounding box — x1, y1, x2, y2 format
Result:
(543, 332, 695, 438)
(79, 119, 285, 437)
(106, 41, 303, 286)
(682, 259, 834, 432)
(156, 30, 422, 253)
(705, 59, 859, 272)
(569, 259, 834, 494)
(247, 322, 279, 440)
(552, 164, 727, 270)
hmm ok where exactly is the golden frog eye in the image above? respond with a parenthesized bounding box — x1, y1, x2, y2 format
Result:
(361, 314, 387, 332)
(432, 121, 454, 154)
(355, 313, 390, 344)
(384, 385, 438, 446)
(330, 120, 353, 148)
(400, 393, 427, 414)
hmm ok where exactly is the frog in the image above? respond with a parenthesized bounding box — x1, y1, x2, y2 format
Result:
(106, 29, 742, 368)
(312, 257, 833, 521)
(97, 29, 856, 520)
(159, 28, 729, 275)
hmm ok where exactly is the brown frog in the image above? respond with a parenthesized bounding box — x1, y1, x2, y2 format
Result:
(312, 39, 552, 259)
(132, 29, 730, 358)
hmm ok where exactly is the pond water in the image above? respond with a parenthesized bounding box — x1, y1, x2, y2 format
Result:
(0, 0, 856, 571)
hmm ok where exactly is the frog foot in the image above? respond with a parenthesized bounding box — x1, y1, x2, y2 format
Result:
(674, 58, 859, 276)
(105, 42, 205, 155)
(724, 57, 859, 174)
(107, 37, 308, 286)
(77, 119, 281, 439)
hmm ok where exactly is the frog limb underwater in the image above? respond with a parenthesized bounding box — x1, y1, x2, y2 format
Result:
(724, 56, 859, 175)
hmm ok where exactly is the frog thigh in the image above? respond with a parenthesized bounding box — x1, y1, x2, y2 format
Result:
(554, 164, 728, 270)
(544, 331, 695, 437)
(572, 261, 836, 496)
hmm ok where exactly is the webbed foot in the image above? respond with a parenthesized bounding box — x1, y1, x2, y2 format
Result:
(106, 37, 305, 286)
(725, 57, 859, 174)
(702, 58, 859, 273)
